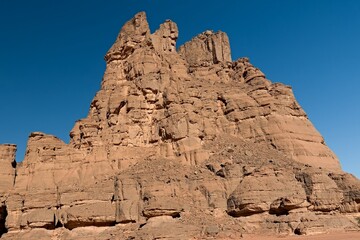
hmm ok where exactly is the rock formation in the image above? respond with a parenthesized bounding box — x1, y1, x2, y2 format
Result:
(0, 145, 16, 238)
(0, 12, 359, 239)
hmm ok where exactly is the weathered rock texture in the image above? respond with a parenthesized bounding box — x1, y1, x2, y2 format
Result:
(0, 145, 16, 238)
(1, 12, 359, 239)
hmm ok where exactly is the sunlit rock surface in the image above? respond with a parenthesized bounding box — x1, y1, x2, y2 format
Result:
(1, 12, 359, 239)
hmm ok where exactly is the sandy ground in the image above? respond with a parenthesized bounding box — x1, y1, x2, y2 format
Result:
(241, 231, 360, 240)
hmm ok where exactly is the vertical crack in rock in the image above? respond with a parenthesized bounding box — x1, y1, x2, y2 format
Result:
(114, 176, 121, 223)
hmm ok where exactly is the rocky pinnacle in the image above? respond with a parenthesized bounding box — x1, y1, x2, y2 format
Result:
(0, 12, 359, 239)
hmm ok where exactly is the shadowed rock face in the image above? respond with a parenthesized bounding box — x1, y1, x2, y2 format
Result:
(0, 12, 359, 239)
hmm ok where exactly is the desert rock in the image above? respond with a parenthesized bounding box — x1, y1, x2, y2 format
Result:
(0, 12, 359, 239)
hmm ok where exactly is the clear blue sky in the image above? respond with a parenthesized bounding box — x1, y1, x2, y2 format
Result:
(0, 0, 359, 178)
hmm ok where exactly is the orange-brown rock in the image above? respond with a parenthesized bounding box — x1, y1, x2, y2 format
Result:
(0, 144, 16, 237)
(0, 12, 359, 239)
(0, 144, 16, 196)
(178, 30, 232, 66)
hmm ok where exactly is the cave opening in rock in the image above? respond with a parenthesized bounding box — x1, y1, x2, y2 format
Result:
(0, 205, 8, 237)
(269, 208, 289, 216)
(294, 228, 302, 235)
(171, 212, 181, 218)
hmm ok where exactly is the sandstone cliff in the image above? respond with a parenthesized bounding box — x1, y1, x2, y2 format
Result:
(0, 12, 359, 239)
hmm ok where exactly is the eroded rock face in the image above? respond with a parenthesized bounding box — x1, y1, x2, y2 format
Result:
(1, 12, 359, 239)
(178, 30, 232, 66)
(0, 144, 16, 237)
(0, 144, 16, 197)
(227, 166, 309, 217)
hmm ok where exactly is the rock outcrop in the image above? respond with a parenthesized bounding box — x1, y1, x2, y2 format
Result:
(178, 30, 231, 66)
(0, 145, 16, 196)
(0, 12, 359, 239)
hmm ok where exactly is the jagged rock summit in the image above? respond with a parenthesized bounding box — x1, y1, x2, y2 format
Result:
(0, 12, 359, 239)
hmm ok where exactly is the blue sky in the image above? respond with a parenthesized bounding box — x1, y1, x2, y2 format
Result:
(0, 0, 359, 178)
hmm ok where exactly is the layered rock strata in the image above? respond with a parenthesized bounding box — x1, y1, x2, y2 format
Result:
(0, 12, 359, 239)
